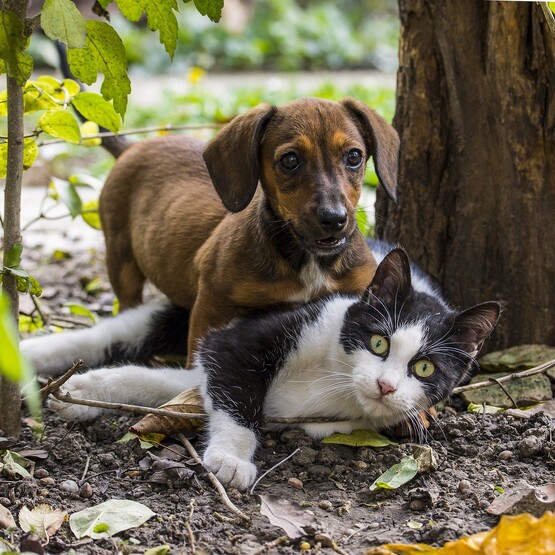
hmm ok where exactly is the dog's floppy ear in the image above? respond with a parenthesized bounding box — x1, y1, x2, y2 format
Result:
(341, 97, 400, 203)
(203, 104, 276, 213)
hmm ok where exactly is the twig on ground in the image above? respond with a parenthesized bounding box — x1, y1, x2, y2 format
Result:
(49, 392, 354, 425)
(177, 433, 250, 523)
(80, 455, 91, 483)
(185, 499, 196, 554)
(489, 377, 518, 408)
(36, 360, 83, 401)
(452, 358, 555, 395)
(249, 448, 300, 495)
(252, 536, 289, 555)
(50, 392, 208, 420)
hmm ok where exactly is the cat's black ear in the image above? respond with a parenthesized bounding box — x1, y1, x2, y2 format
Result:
(450, 302, 502, 357)
(365, 248, 412, 306)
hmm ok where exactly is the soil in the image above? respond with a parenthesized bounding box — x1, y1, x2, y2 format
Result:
(2, 239, 555, 555)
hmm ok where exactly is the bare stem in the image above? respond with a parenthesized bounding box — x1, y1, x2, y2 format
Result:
(452, 358, 555, 395)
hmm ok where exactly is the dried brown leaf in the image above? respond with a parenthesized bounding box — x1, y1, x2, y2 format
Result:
(486, 480, 555, 516)
(258, 494, 317, 539)
(129, 386, 205, 437)
(0, 504, 16, 530)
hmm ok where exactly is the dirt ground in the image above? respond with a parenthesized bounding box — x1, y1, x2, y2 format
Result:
(2, 239, 555, 554)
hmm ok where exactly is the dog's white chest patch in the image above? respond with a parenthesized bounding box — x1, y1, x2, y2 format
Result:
(289, 257, 333, 302)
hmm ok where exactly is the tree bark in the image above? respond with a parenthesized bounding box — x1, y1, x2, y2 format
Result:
(0, 2, 28, 438)
(376, 0, 555, 352)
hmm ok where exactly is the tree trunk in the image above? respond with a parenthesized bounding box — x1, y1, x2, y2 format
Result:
(376, 0, 555, 352)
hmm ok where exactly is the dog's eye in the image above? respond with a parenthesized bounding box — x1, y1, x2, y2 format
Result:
(280, 152, 299, 171)
(346, 149, 363, 169)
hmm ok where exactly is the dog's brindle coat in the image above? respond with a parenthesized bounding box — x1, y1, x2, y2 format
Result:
(99, 97, 399, 360)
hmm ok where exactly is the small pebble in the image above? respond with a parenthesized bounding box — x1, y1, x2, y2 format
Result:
(458, 479, 471, 494)
(353, 460, 368, 470)
(314, 533, 333, 547)
(263, 438, 276, 449)
(34, 469, 49, 479)
(126, 470, 141, 478)
(288, 477, 303, 489)
(40, 477, 55, 486)
(498, 450, 513, 461)
(409, 499, 426, 511)
(518, 436, 542, 457)
(60, 480, 79, 494)
(318, 500, 333, 511)
(0, 497, 11, 506)
(300, 541, 311, 551)
(79, 482, 93, 498)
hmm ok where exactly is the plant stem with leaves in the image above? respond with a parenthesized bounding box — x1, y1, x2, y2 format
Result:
(0, 1, 29, 438)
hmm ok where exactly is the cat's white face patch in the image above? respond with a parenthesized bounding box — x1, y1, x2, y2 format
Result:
(350, 322, 430, 427)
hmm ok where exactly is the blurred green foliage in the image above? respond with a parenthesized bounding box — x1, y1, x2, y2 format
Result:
(30, 0, 399, 74)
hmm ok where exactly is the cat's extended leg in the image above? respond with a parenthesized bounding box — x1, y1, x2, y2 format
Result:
(21, 303, 189, 375)
(202, 408, 259, 490)
(49, 365, 202, 421)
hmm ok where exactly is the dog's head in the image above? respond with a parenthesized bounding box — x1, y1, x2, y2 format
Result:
(203, 97, 399, 257)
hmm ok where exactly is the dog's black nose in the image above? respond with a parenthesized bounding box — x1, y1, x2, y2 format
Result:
(318, 208, 348, 232)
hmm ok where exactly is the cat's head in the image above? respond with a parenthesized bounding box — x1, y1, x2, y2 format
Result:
(340, 248, 501, 430)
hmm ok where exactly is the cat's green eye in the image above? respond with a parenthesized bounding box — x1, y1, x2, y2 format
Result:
(370, 334, 389, 356)
(413, 360, 436, 378)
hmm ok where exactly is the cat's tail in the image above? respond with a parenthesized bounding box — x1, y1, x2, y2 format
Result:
(21, 303, 190, 376)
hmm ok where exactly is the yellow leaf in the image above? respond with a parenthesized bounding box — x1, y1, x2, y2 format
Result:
(80, 120, 102, 147)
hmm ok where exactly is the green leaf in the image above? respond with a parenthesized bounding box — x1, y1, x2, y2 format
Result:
(5, 243, 22, 269)
(369, 456, 419, 491)
(192, 0, 224, 22)
(72, 91, 121, 133)
(0, 10, 33, 85)
(115, 0, 144, 21)
(64, 303, 98, 324)
(93, 523, 110, 533)
(144, 546, 171, 555)
(81, 199, 102, 230)
(38, 110, 82, 144)
(23, 138, 38, 170)
(549, 2, 555, 15)
(322, 429, 397, 448)
(0, 450, 32, 479)
(141, 0, 179, 58)
(0, 295, 32, 383)
(22, 82, 58, 114)
(41, 0, 86, 48)
(69, 499, 155, 539)
(68, 20, 131, 117)
(467, 402, 505, 415)
(50, 177, 83, 218)
(356, 205, 370, 237)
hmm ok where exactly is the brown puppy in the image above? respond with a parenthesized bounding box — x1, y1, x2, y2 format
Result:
(99, 97, 399, 360)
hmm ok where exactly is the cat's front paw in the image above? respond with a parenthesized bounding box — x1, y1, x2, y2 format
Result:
(203, 447, 257, 490)
(48, 374, 104, 421)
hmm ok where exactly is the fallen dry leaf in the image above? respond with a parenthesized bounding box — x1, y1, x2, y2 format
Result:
(504, 400, 555, 420)
(366, 511, 555, 554)
(19, 504, 67, 538)
(0, 504, 16, 530)
(258, 494, 317, 539)
(486, 480, 555, 516)
(129, 387, 205, 437)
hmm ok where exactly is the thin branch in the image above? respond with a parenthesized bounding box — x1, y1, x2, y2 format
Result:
(452, 358, 555, 395)
(48, 390, 355, 425)
(50, 391, 208, 420)
(185, 499, 196, 554)
(489, 377, 518, 409)
(249, 448, 300, 495)
(36, 360, 83, 401)
(34, 122, 224, 147)
(177, 433, 250, 522)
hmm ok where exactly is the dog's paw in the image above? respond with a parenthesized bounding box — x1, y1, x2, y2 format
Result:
(48, 374, 104, 421)
(203, 447, 257, 490)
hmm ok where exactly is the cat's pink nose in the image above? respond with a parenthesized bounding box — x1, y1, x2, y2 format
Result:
(378, 379, 396, 396)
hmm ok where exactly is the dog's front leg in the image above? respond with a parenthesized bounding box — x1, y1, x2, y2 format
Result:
(186, 292, 235, 366)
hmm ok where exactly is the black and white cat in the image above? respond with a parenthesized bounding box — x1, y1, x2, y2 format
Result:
(21, 244, 500, 489)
